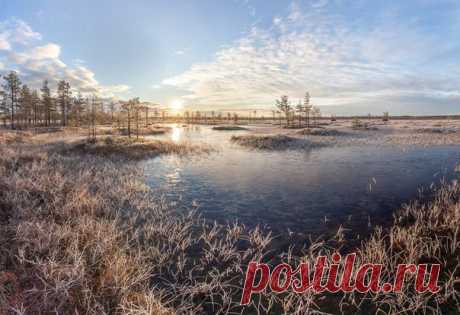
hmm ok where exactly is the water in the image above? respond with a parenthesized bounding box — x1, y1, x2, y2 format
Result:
(143, 124, 460, 238)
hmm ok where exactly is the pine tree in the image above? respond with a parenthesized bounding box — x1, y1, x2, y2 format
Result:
(57, 80, 71, 126)
(19, 84, 32, 127)
(304, 92, 312, 128)
(30, 90, 40, 126)
(2, 71, 22, 129)
(275, 95, 291, 126)
(41, 80, 53, 126)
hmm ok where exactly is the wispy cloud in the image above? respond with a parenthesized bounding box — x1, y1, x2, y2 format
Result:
(162, 1, 460, 113)
(0, 18, 129, 98)
(175, 50, 185, 55)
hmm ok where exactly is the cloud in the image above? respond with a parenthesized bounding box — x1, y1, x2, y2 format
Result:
(162, 1, 460, 113)
(0, 18, 129, 98)
(175, 50, 185, 55)
(30, 43, 61, 60)
(0, 33, 10, 50)
(0, 18, 41, 50)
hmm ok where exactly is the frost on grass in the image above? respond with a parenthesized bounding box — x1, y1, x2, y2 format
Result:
(297, 128, 349, 136)
(0, 130, 459, 314)
(212, 125, 248, 131)
(231, 134, 327, 150)
(58, 136, 211, 160)
(0, 144, 274, 314)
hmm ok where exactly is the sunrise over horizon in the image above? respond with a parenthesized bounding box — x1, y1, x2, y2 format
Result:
(1, 0, 460, 115)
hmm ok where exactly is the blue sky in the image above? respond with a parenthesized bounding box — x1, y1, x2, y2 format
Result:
(1, 0, 460, 115)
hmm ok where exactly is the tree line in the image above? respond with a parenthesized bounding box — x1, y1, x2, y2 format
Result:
(0, 71, 87, 129)
(275, 92, 321, 127)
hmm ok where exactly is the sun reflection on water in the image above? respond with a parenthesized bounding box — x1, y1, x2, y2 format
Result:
(171, 125, 182, 143)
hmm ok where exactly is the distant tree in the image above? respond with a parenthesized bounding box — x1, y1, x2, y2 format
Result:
(304, 92, 312, 128)
(109, 101, 116, 125)
(233, 112, 238, 124)
(30, 90, 40, 126)
(57, 80, 71, 126)
(275, 111, 280, 125)
(383, 111, 389, 122)
(2, 71, 22, 129)
(312, 107, 321, 127)
(73, 92, 85, 127)
(88, 97, 97, 141)
(275, 95, 291, 126)
(295, 100, 303, 127)
(19, 84, 32, 127)
(121, 98, 140, 138)
(41, 80, 53, 126)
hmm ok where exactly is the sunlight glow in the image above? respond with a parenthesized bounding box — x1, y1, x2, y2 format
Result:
(170, 99, 184, 113)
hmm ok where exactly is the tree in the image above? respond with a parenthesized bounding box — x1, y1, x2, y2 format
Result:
(383, 112, 389, 122)
(275, 95, 291, 126)
(30, 90, 40, 126)
(304, 92, 312, 128)
(109, 101, 116, 125)
(0, 90, 6, 126)
(19, 84, 32, 127)
(41, 80, 53, 126)
(57, 80, 72, 126)
(88, 97, 98, 141)
(2, 71, 22, 129)
(312, 106, 321, 127)
(295, 100, 303, 127)
(121, 98, 140, 138)
(73, 92, 85, 127)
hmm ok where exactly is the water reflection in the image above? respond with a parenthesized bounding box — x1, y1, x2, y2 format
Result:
(144, 124, 460, 238)
(171, 125, 182, 143)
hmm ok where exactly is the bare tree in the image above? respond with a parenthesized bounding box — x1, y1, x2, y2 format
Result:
(121, 98, 140, 138)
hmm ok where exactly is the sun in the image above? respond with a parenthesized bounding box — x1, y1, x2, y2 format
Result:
(170, 99, 184, 113)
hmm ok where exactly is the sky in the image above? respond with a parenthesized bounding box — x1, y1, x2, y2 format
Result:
(1, 0, 460, 115)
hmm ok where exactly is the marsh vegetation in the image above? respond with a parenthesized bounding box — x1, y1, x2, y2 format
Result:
(0, 129, 459, 314)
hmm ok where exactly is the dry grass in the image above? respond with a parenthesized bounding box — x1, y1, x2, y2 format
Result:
(0, 140, 276, 314)
(212, 125, 248, 131)
(297, 128, 349, 136)
(0, 129, 459, 314)
(58, 136, 210, 161)
(231, 134, 326, 150)
(120, 126, 172, 136)
(341, 181, 460, 314)
(0, 130, 34, 145)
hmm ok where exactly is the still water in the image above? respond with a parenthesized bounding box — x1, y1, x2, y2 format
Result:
(143, 124, 460, 238)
